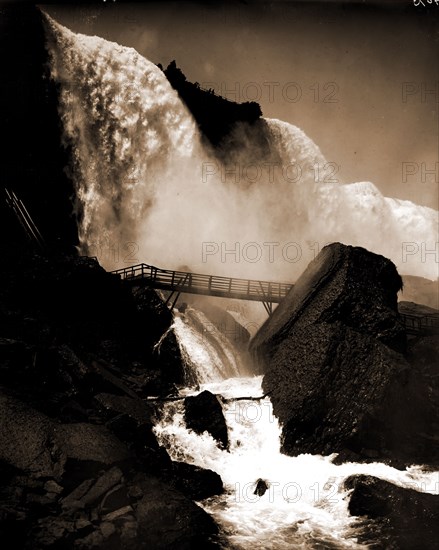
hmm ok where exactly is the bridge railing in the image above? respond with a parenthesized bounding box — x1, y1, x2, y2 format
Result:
(111, 263, 293, 301)
(402, 313, 439, 331)
(111, 264, 439, 331)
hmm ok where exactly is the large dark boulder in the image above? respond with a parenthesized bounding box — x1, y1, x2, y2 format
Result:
(134, 475, 219, 549)
(170, 461, 223, 501)
(184, 391, 229, 450)
(250, 243, 439, 466)
(345, 475, 439, 549)
(0, 392, 65, 479)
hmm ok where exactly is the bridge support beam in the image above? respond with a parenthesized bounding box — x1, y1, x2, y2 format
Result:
(165, 290, 181, 310)
(262, 301, 273, 316)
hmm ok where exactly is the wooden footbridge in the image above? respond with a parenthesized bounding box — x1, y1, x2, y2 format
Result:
(111, 263, 292, 315)
(110, 263, 439, 333)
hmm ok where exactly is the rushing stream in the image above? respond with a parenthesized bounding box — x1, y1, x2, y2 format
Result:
(153, 309, 439, 549)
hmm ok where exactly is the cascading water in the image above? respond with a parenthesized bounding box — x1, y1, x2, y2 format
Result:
(43, 14, 438, 281)
(43, 16, 439, 547)
(172, 307, 244, 384)
(153, 331, 439, 549)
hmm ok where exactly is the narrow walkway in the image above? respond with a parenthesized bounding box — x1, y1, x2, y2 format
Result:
(111, 262, 439, 331)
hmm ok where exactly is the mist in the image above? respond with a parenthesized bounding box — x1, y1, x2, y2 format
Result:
(44, 14, 438, 287)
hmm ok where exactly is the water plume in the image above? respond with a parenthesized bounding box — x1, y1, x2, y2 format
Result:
(44, 14, 438, 284)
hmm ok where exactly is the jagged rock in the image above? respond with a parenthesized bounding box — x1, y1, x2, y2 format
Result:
(254, 478, 269, 497)
(95, 393, 155, 424)
(251, 243, 437, 466)
(134, 475, 219, 549)
(184, 390, 229, 450)
(96, 393, 171, 473)
(170, 461, 223, 500)
(61, 479, 96, 510)
(59, 423, 131, 465)
(61, 467, 123, 512)
(0, 392, 65, 478)
(163, 60, 262, 148)
(344, 475, 439, 548)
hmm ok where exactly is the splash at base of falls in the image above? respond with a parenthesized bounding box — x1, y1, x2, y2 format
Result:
(154, 376, 439, 549)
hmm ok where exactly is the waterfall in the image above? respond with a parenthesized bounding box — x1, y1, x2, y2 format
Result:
(43, 13, 202, 257)
(42, 16, 438, 548)
(43, 14, 437, 281)
(172, 308, 244, 384)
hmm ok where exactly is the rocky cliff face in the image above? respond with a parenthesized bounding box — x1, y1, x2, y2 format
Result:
(0, 248, 222, 548)
(163, 60, 262, 148)
(0, 5, 78, 253)
(251, 243, 439, 467)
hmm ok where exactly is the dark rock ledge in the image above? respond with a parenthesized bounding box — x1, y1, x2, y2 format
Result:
(0, 247, 224, 549)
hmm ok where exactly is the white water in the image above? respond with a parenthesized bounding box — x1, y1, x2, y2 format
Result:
(151, 306, 439, 549)
(154, 375, 439, 549)
(172, 308, 244, 384)
(43, 14, 438, 282)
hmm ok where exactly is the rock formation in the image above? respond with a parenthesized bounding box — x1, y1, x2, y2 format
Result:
(0, 248, 222, 548)
(345, 475, 439, 549)
(185, 390, 229, 450)
(251, 243, 439, 467)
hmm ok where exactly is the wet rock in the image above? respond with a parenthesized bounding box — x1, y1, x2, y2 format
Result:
(134, 475, 219, 549)
(184, 390, 229, 450)
(345, 474, 439, 549)
(252, 243, 438, 466)
(254, 478, 269, 497)
(0, 234, 214, 548)
(96, 393, 171, 473)
(95, 393, 155, 424)
(171, 461, 223, 500)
